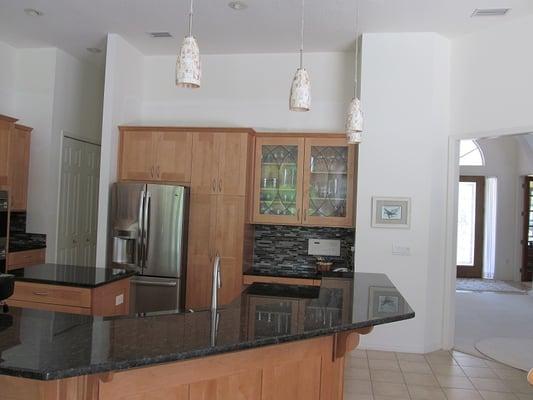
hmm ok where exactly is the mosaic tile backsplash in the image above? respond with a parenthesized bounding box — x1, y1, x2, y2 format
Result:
(252, 225, 355, 277)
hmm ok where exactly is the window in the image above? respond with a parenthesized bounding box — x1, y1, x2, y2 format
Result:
(459, 140, 484, 166)
(457, 181, 477, 266)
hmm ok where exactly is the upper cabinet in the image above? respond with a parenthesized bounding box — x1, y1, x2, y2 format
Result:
(191, 131, 250, 196)
(252, 135, 357, 228)
(0, 115, 33, 211)
(118, 127, 192, 183)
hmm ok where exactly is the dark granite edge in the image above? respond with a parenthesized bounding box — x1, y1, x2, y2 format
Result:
(1, 312, 415, 381)
(244, 269, 354, 280)
(13, 270, 137, 288)
(8, 245, 47, 253)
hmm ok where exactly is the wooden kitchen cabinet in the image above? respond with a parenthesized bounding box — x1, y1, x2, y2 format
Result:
(190, 130, 251, 196)
(252, 134, 357, 227)
(9, 124, 32, 211)
(7, 248, 45, 270)
(0, 115, 32, 211)
(118, 127, 192, 183)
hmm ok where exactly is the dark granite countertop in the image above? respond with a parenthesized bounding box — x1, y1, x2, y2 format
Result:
(244, 268, 354, 280)
(10, 264, 136, 288)
(0, 273, 414, 381)
(8, 233, 46, 252)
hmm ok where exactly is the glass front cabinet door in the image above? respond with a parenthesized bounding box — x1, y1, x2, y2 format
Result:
(252, 137, 305, 225)
(302, 138, 355, 227)
(253, 136, 356, 227)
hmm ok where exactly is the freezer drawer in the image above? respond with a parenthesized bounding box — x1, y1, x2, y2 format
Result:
(130, 276, 181, 314)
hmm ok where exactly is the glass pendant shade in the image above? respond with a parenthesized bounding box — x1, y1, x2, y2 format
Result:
(176, 35, 201, 88)
(289, 67, 311, 112)
(346, 97, 364, 144)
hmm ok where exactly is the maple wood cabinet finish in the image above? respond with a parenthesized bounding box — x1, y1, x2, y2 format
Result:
(118, 127, 193, 183)
(7, 278, 130, 317)
(190, 131, 252, 196)
(0, 115, 32, 211)
(7, 248, 46, 270)
(0, 330, 369, 400)
(252, 133, 357, 228)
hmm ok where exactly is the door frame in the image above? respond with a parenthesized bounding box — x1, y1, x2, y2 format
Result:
(442, 128, 533, 350)
(456, 175, 485, 278)
(55, 131, 101, 265)
(522, 176, 533, 281)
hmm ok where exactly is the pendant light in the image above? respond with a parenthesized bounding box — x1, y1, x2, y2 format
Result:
(289, 0, 311, 112)
(346, 1, 364, 143)
(176, 0, 201, 88)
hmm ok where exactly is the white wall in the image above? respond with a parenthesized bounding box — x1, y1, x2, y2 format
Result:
(460, 137, 521, 281)
(356, 33, 451, 353)
(0, 41, 16, 116)
(0, 42, 104, 262)
(142, 52, 354, 131)
(452, 14, 533, 136)
(95, 34, 144, 266)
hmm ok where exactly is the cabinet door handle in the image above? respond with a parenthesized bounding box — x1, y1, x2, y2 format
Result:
(218, 179, 222, 193)
(32, 292, 49, 296)
(156, 166, 160, 178)
(212, 179, 216, 193)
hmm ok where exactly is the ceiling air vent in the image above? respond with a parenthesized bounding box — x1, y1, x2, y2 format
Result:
(148, 32, 173, 38)
(471, 8, 510, 17)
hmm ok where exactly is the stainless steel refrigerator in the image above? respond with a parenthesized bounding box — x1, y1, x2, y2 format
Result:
(108, 183, 189, 314)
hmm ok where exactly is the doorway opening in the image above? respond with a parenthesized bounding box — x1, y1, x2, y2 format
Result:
(451, 134, 533, 367)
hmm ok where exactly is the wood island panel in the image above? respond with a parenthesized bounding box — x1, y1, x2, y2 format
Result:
(0, 329, 372, 400)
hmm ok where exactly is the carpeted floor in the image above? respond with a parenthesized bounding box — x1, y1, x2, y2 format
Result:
(456, 278, 531, 294)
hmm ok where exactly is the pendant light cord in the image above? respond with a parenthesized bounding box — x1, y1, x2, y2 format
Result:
(188, 0, 194, 37)
(354, 0, 359, 97)
(299, 0, 305, 69)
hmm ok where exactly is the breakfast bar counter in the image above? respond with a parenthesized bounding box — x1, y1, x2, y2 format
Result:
(0, 273, 414, 400)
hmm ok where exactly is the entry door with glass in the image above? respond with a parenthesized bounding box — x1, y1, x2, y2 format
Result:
(456, 176, 485, 278)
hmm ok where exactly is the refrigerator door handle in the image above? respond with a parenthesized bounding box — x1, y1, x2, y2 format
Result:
(138, 190, 145, 268)
(143, 191, 151, 268)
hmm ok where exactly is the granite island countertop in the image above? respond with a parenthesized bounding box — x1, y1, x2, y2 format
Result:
(9, 264, 136, 288)
(0, 273, 414, 381)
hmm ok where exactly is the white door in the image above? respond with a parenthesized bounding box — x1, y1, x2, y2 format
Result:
(57, 136, 101, 266)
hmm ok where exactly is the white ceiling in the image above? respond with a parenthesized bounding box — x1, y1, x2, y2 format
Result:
(1, 0, 532, 65)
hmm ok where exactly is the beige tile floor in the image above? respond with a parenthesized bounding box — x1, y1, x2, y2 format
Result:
(344, 349, 533, 400)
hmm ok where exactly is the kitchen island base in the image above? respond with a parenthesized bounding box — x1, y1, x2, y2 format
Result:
(0, 328, 372, 400)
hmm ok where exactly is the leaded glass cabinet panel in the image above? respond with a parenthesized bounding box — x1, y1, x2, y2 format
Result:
(252, 137, 305, 225)
(302, 138, 355, 227)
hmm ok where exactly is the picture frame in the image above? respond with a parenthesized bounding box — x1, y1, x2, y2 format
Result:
(371, 196, 411, 229)
(368, 286, 405, 319)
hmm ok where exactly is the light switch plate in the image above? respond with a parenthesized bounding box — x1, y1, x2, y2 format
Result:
(308, 239, 341, 256)
(115, 293, 124, 306)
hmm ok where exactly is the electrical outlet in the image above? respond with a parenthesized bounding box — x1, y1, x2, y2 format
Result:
(308, 239, 341, 256)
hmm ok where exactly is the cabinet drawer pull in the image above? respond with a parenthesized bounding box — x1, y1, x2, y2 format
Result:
(212, 179, 216, 193)
(32, 291, 49, 296)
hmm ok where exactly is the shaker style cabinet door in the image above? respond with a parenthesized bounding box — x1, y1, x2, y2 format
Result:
(118, 129, 157, 181)
(190, 132, 220, 194)
(9, 125, 31, 211)
(155, 131, 192, 183)
(302, 138, 355, 227)
(252, 137, 305, 225)
(217, 132, 249, 196)
(186, 193, 218, 309)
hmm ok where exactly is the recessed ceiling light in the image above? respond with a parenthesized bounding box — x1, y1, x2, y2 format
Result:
(147, 32, 173, 38)
(86, 47, 102, 54)
(24, 8, 44, 17)
(228, 1, 247, 11)
(471, 8, 511, 17)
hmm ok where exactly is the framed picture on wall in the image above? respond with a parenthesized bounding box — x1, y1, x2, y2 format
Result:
(371, 197, 411, 229)
(368, 286, 405, 319)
